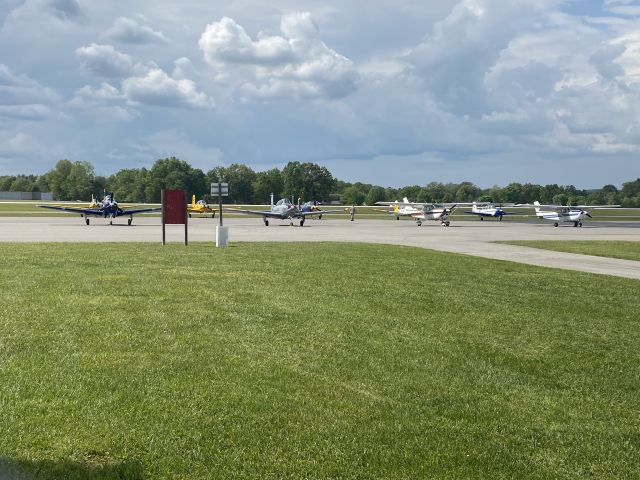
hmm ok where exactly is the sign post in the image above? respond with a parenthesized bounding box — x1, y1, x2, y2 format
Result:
(211, 182, 229, 247)
(161, 189, 187, 245)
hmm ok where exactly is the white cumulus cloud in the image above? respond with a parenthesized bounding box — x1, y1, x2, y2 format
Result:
(199, 12, 357, 99)
(122, 68, 212, 109)
(104, 16, 168, 44)
(75, 43, 139, 78)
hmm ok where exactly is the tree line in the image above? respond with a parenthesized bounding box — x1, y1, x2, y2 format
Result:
(2, 158, 639, 207)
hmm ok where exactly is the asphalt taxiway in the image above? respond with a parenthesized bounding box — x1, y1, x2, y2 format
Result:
(0, 216, 638, 280)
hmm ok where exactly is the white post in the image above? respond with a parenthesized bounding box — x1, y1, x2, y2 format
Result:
(216, 225, 229, 247)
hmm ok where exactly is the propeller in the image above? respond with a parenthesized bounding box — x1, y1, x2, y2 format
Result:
(586, 211, 593, 218)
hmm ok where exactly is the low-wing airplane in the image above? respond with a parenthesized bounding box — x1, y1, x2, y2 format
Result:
(464, 202, 516, 221)
(297, 198, 340, 220)
(230, 196, 341, 226)
(187, 195, 216, 218)
(38, 192, 160, 225)
(511, 201, 618, 227)
(375, 200, 460, 226)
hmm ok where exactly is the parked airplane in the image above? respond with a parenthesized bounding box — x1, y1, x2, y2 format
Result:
(38, 192, 160, 225)
(511, 201, 617, 227)
(230, 196, 340, 226)
(297, 199, 328, 219)
(188, 195, 216, 218)
(377, 197, 423, 220)
(375, 200, 460, 226)
(464, 202, 516, 221)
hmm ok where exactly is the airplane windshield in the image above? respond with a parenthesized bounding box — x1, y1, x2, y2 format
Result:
(276, 199, 292, 206)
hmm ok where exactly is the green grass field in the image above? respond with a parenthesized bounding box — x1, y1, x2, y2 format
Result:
(500, 240, 640, 262)
(1, 243, 639, 479)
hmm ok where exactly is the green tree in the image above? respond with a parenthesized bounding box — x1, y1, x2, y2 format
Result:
(0, 176, 14, 191)
(207, 164, 256, 203)
(340, 185, 366, 206)
(455, 182, 480, 202)
(364, 186, 386, 205)
(9, 176, 33, 192)
(282, 162, 335, 202)
(398, 185, 421, 201)
(145, 157, 206, 203)
(552, 193, 569, 206)
(423, 182, 448, 202)
(109, 168, 148, 202)
(43, 160, 95, 200)
(621, 178, 640, 197)
(253, 168, 283, 203)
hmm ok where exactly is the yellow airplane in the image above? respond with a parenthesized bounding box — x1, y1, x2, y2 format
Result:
(188, 195, 217, 218)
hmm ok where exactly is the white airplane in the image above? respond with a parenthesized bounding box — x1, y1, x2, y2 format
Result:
(527, 201, 617, 227)
(376, 200, 460, 226)
(464, 202, 516, 221)
(377, 197, 423, 219)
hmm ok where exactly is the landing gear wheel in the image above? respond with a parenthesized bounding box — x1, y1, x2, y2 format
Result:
(417, 221, 422, 227)
(212, 212, 216, 218)
(444, 221, 450, 227)
(300, 219, 305, 227)
(110, 220, 113, 225)
(480, 217, 484, 221)
(263, 218, 269, 226)
(397, 216, 400, 220)
(554, 222, 559, 227)
(189, 213, 192, 218)
(578, 222, 583, 227)
(318, 214, 322, 220)
(128, 218, 132, 226)
(574, 222, 578, 227)
(85, 218, 90, 225)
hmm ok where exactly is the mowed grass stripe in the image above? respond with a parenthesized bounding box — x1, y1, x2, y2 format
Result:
(500, 240, 640, 262)
(0, 242, 638, 479)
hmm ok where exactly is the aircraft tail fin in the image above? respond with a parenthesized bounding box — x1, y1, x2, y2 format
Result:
(533, 201, 541, 214)
(403, 197, 410, 204)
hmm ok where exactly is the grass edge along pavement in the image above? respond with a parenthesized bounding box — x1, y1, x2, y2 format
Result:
(1, 242, 639, 479)
(498, 240, 640, 262)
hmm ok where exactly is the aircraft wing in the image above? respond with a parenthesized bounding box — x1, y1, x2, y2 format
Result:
(119, 207, 161, 215)
(38, 205, 102, 215)
(227, 208, 285, 218)
(376, 201, 425, 207)
(513, 204, 619, 210)
(297, 209, 343, 217)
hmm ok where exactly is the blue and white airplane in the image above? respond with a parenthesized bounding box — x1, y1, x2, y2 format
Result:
(464, 202, 515, 221)
(38, 192, 160, 225)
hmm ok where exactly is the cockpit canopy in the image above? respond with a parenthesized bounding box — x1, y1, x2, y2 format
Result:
(197, 200, 207, 206)
(276, 198, 292, 206)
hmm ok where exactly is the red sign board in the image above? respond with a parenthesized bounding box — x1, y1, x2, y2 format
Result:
(162, 189, 186, 225)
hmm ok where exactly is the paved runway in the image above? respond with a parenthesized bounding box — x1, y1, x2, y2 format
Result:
(1, 216, 638, 279)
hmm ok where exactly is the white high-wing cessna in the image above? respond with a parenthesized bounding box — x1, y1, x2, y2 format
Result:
(523, 201, 618, 227)
(377, 197, 423, 220)
(375, 200, 460, 226)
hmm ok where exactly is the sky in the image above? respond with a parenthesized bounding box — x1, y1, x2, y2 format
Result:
(1, 0, 639, 188)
